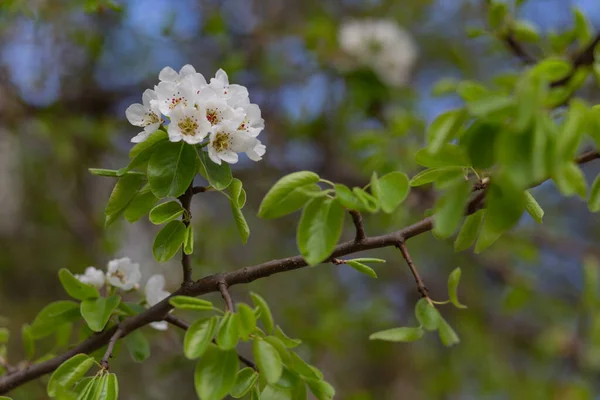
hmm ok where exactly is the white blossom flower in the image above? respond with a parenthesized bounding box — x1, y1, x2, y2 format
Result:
(209, 69, 249, 105)
(125, 89, 163, 143)
(158, 64, 199, 84)
(75, 267, 105, 289)
(236, 102, 264, 137)
(167, 104, 212, 144)
(338, 19, 417, 87)
(195, 87, 245, 128)
(207, 122, 265, 165)
(106, 257, 141, 291)
(145, 274, 171, 331)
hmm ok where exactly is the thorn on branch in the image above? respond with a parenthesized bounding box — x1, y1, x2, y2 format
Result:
(217, 281, 235, 312)
(396, 240, 429, 298)
(100, 328, 124, 370)
(349, 210, 366, 243)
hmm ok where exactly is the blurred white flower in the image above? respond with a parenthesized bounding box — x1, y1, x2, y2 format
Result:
(106, 257, 141, 291)
(158, 64, 200, 84)
(338, 19, 417, 87)
(209, 68, 249, 105)
(126, 89, 163, 143)
(75, 267, 105, 289)
(145, 274, 171, 331)
(208, 122, 265, 165)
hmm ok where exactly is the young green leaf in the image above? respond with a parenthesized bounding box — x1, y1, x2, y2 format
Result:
(433, 178, 472, 238)
(258, 171, 320, 219)
(589, 175, 600, 212)
(148, 141, 197, 198)
(334, 184, 367, 211)
(58, 269, 99, 301)
(47, 354, 96, 397)
(427, 109, 467, 153)
(474, 214, 504, 254)
(169, 296, 214, 311)
(149, 201, 184, 225)
(264, 336, 291, 365)
(0, 328, 8, 344)
(231, 201, 250, 244)
(194, 345, 238, 400)
(80, 295, 120, 332)
(120, 132, 168, 176)
(352, 187, 379, 213)
(351, 258, 386, 263)
(31, 301, 81, 340)
(124, 186, 159, 223)
(371, 171, 410, 213)
(289, 351, 322, 380)
(22, 324, 34, 360)
(447, 267, 467, 309)
(512, 20, 539, 42)
(556, 99, 587, 161)
(524, 191, 544, 223)
(467, 94, 514, 117)
(438, 318, 460, 346)
(297, 197, 345, 265)
(369, 327, 424, 342)
(250, 292, 274, 334)
(307, 379, 335, 400)
(410, 167, 463, 187)
(184, 317, 219, 360)
(554, 162, 587, 198)
(345, 260, 377, 278)
(152, 220, 187, 262)
(75, 376, 99, 400)
(104, 174, 146, 227)
(197, 149, 233, 190)
(129, 129, 168, 159)
(454, 210, 484, 252)
(237, 303, 257, 341)
(228, 178, 246, 208)
(415, 298, 441, 331)
(253, 338, 283, 384)
(97, 373, 119, 400)
(230, 368, 259, 399)
(488, 0, 507, 29)
(88, 168, 119, 177)
(415, 144, 469, 168)
(184, 224, 194, 255)
(274, 326, 301, 348)
(124, 329, 150, 362)
(485, 182, 527, 232)
(216, 312, 240, 350)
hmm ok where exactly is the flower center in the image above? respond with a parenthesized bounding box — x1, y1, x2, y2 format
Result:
(144, 112, 160, 126)
(113, 270, 126, 283)
(213, 132, 231, 152)
(206, 108, 220, 126)
(178, 117, 199, 136)
(169, 92, 186, 109)
(237, 117, 249, 131)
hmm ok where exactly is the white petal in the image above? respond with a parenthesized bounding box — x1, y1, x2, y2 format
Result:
(220, 150, 238, 164)
(214, 69, 229, 85)
(131, 130, 151, 143)
(142, 89, 158, 107)
(179, 64, 196, 77)
(247, 143, 266, 161)
(207, 147, 222, 165)
(125, 104, 146, 126)
(144, 122, 162, 134)
(159, 66, 179, 83)
(150, 321, 169, 331)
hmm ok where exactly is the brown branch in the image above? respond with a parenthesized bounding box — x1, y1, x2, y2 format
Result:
(178, 185, 194, 285)
(503, 32, 536, 64)
(1, 150, 598, 395)
(349, 210, 366, 242)
(100, 328, 123, 370)
(217, 282, 235, 312)
(551, 33, 600, 88)
(396, 241, 429, 298)
(192, 186, 208, 194)
(164, 315, 256, 370)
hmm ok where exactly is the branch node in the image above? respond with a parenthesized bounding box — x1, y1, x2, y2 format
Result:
(331, 258, 345, 265)
(349, 210, 366, 243)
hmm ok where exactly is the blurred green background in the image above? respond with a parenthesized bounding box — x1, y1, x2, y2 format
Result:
(2, 0, 600, 398)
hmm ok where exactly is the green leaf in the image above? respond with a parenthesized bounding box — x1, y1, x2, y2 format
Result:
(334, 184, 366, 211)
(410, 167, 463, 187)
(197, 149, 233, 190)
(152, 220, 187, 262)
(230, 368, 259, 398)
(454, 210, 484, 251)
(369, 327, 425, 342)
(120, 131, 168, 175)
(80, 296, 120, 332)
(474, 213, 504, 254)
(124, 329, 150, 362)
(573, 7, 592, 44)
(258, 172, 320, 218)
(415, 144, 469, 168)
(427, 109, 467, 154)
(438, 318, 460, 346)
(250, 292, 274, 334)
(524, 191, 544, 223)
(216, 312, 240, 350)
(184, 317, 219, 360)
(237, 304, 257, 341)
(467, 94, 514, 117)
(531, 58, 572, 81)
(488, 1, 507, 29)
(371, 171, 410, 213)
(76, 377, 99, 400)
(557, 99, 587, 161)
(47, 354, 96, 397)
(289, 351, 322, 380)
(0, 328, 7, 344)
(88, 168, 119, 177)
(431, 78, 458, 96)
(264, 336, 292, 365)
(274, 326, 301, 348)
(231, 201, 250, 244)
(352, 188, 379, 212)
(96, 373, 118, 400)
(184, 224, 194, 255)
(457, 81, 488, 101)
(485, 182, 527, 232)
(129, 129, 168, 159)
(149, 201, 184, 225)
(169, 296, 213, 311)
(194, 345, 238, 400)
(228, 178, 246, 208)
(511, 20, 539, 42)
(415, 298, 441, 331)
(448, 267, 467, 309)
(147, 141, 197, 198)
(31, 301, 80, 340)
(297, 197, 345, 265)
(58, 269, 99, 301)
(254, 338, 283, 384)
(307, 380, 335, 400)
(554, 162, 587, 198)
(345, 260, 377, 278)
(123, 186, 158, 223)
(22, 324, 34, 360)
(104, 174, 146, 227)
(433, 178, 472, 238)
(589, 175, 600, 212)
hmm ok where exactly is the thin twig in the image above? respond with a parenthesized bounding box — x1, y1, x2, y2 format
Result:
(100, 328, 123, 369)
(349, 210, 366, 242)
(503, 32, 536, 64)
(218, 282, 235, 312)
(396, 241, 429, 298)
(164, 315, 257, 370)
(551, 33, 600, 88)
(178, 185, 194, 285)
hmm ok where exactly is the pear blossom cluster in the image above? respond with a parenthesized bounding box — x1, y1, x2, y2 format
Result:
(75, 258, 171, 330)
(338, 19, 417, 87)
(126, 65, 266, 165)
